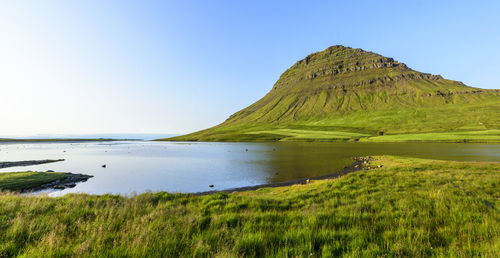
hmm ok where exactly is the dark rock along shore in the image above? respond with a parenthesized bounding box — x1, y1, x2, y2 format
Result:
(0, 159, 65, 169)
(195, 156, 376, 196)
(29, 173, 93, 193)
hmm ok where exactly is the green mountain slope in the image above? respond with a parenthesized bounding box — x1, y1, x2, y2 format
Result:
(164, 45, 500, 142)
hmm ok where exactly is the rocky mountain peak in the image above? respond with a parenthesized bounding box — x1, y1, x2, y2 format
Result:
(272, 45, 419, 90)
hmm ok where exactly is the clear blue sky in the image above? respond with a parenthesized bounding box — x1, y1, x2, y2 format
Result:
(1, 0, 499, 136)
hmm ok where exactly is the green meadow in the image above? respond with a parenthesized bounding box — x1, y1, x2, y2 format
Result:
(0, 156, 498, 257)
(362, 129, 500, 142)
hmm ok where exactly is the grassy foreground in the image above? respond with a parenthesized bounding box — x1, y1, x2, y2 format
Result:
(0, 172, 70, 192)
(0, 156, 499, 257)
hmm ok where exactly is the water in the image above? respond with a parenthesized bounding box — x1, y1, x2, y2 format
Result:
(0, 141, 499, 196)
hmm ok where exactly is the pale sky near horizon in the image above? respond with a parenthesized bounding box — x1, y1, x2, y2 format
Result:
(1, 0, 499, 137)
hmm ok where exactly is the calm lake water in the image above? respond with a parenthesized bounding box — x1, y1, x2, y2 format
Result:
(1, 141, 499, 196)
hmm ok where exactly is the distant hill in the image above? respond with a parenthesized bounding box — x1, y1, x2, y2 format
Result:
(164, 45, 500, 142)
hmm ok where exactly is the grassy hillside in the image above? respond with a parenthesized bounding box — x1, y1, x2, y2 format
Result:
(0, 156, 498, 256)
(164, 45, 500, 142)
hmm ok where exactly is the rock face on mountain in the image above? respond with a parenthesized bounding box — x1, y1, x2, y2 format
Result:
(272, 45, 438, 91)
(167, 45, 500, 142)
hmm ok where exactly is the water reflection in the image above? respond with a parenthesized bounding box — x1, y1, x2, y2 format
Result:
(0, 141, 498, 195)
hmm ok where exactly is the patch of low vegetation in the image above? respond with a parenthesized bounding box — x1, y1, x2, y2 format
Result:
(166, 123, 500, 143)
(362, 129, 500, 142)
(0, 156, 498, 256)
(0, 172, 69, 191)
(248, 128, 369, 141)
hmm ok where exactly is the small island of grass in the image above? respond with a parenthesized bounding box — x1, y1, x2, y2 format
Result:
(0, 171, 93, 192)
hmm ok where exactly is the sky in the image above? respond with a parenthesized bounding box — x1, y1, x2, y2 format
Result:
(1, 0, 499, 137)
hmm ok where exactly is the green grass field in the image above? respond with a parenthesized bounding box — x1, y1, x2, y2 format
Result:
(0, 172, 69, 191)
(0, 156, 498, 256)
(247, 128, 369, 141)
(362, 129, 500, 142)
(166, 124, 500, 143)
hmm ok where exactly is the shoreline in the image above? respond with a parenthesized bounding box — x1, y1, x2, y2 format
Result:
(0, 138, 142, 143)
(0, 159, 65, 169)
(24, 172, 93, 193)
(193, 156, 375, 196)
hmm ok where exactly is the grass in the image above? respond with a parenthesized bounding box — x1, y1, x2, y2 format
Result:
(163, 98, 500, 142)
(163, 101, 500, 142)
(0, 156, 498, 256)
(362, 129, 500, 142)
(0, 172, 69, 191)
(248, 128, 369, 141)
(165, 123, 500, 143)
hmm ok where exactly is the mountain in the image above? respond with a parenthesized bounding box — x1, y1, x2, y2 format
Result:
(164, 45, 500, 142)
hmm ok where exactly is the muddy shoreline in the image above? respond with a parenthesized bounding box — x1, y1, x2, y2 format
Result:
(193, 157, 376, 196)
(0, 159, 65, 169)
